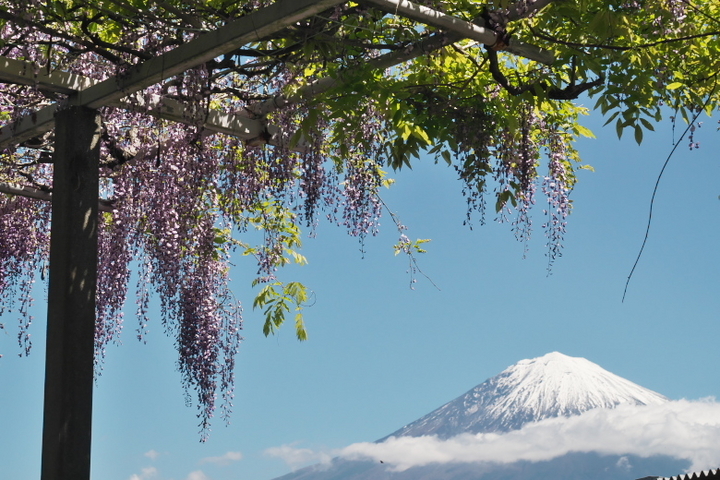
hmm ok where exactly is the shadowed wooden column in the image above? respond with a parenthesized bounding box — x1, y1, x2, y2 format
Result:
(41, 106, 101, 480)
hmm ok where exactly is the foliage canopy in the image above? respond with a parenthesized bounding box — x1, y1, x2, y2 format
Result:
(0, 0, 718, 435)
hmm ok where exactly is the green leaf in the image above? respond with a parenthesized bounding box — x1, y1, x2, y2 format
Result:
(441, 150, 452, 165)
(495, 190, 511, 212)
(602, 111, 620, 127)
(410, 126, 431, 145)
(634, 125, 643, 145)
(495, 197, 504, 213)
(288, 128, 304, 149)
(295, 313, 308, 341)
(639, 118, 655, 132)
(575, 124, 596, 138)
(666, 82, 684, 90)
(254, 281, 310, 339)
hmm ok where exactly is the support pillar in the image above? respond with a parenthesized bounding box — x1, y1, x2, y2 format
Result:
(41, 106, 101, 480)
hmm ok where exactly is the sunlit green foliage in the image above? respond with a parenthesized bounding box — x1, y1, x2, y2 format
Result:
(2, 0, 720, 341)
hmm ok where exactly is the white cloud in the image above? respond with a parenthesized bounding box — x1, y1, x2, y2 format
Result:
(616, 456, 632, 471)
(267, 399, 720, 473)
(337, 398, 720, 472)
(265, 443, 333, 471)
(199, 451, 243, 466)
(185, 470, 210, 480)
(128, 466, 158, 480)
(144, 450, 160, 461)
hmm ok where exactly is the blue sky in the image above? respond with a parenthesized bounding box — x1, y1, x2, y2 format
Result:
(1, 107, 720, 480)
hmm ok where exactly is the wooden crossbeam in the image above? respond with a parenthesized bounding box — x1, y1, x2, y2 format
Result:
(0, 57, 96, 94)
(0, 57, 290, 148)
(365, 0, 499, 43)
(122, 94, 269, 143)
(248, 0, 554, 116)
(0, 0, 556, 148)
(363, 0, 555, 65)
(0, 0, 344, 149)
(0, 104, 58, 148)
(249, 30, 464, 116)
(0, 182, 114, 212)
(72, 0, 344, 110)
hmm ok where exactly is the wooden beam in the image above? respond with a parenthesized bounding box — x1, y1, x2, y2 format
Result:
(73, 0, 345, 109)
(0, 182, 114, 212)
(364, 0, 499, 43)
(0, 0, 555, 149)
(0, 59, 293, 148)
(362, 0, 555, 64)
(246, 0, 557, 118)
(248, 1, 554, 116)
(0, 103, 58, 148)
(124, 94, 265, 141)
(248, 30, 461, 116)
(0, 0, 343, 148)
(0, 58, 304, 208)
(0, 57, 95, 94)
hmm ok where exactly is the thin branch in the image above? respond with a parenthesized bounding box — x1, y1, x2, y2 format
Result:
(533, 29, 720, 52)
(101, 131, 134, 170)
(0, 10, 125, 64)
(622, 83, 717, 302)
(485, 47, 602, 99)
(680, 0, 720, 27)
(80, 15, 152, 60)
(504, 0, 556, 22)
(379, 196, 441, 291)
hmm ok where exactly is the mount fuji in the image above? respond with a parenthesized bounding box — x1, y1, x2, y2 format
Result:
(272, 352, 690, 480)
(383, 351, 668, 439)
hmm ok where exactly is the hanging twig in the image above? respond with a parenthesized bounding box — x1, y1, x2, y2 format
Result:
(622, 85, 717, 302)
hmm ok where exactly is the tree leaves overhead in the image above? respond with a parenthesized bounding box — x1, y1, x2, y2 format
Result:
(1, 0, 719, 437)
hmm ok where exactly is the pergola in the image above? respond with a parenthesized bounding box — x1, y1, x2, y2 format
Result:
(0, 1, 552, 479)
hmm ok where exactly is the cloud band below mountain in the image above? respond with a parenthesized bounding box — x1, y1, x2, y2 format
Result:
(268, 399, 720, 472)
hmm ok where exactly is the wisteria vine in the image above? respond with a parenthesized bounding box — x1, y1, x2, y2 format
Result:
(2, 0, 716, 437)
(0, 1, 592, 436)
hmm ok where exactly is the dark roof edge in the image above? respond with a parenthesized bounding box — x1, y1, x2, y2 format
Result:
(637, 468, 720, 480)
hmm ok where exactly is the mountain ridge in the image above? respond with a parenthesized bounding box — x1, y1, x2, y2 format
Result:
(272, 352, 680, 480)
(383, 351, 668, 440)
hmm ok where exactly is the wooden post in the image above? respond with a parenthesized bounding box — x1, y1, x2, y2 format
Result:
(41, 106, 101, 480)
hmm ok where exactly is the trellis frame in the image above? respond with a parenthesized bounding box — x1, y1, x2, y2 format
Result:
(0, 1, 553, 479)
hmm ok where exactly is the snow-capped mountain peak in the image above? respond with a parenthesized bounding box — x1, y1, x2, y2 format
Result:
(385, 352, 668, 439)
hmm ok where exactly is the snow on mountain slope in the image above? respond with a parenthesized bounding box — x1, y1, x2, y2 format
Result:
(273, 352, 680, 480)
(385, 352, 668, 439)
